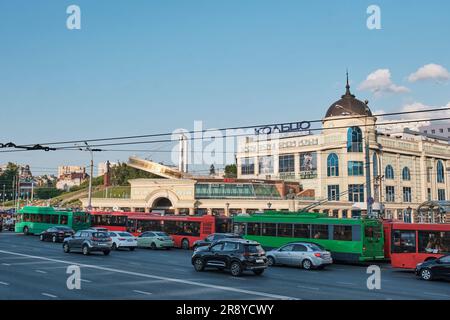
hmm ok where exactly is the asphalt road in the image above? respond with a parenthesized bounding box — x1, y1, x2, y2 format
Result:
(0, 232, 449, 300)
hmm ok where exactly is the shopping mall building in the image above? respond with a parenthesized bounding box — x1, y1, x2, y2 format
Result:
(83, 81, 450, 223)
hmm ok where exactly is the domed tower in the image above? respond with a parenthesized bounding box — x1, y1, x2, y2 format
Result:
(320, 73, 379, 216)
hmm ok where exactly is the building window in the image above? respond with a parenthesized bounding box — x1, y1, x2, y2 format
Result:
(386, 186, 395, 202)
(258, 156, 274, 174)
(385, 165, 394, 180)
(348, 184, 364, 202)
(440, 128, 444, 133)
(403, 187, 412, 202)
(424, 130, 428, 134)
(347, 126, 363, 152)
(427, 167, 432, 183)
(241, 158, 255, 175)
(448, 128, 450, 133)
(438, 189, 446, 201)
(327, 153, 339, 177)
(432, 129, 436, 134)
(373, 153, 378, 177)
(348, 161, 364, 176)
(327, 185, 340, 201)
(437, 160, 445, 183)
(279, 154, 295, 173)
(427, 188, 432, 201)
(402, 167, 411, 181)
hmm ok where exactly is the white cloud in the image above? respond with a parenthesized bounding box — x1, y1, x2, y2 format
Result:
(358, 69, 409, 95)
(408, 64, 450, 82)
(376, 102, 450, 133)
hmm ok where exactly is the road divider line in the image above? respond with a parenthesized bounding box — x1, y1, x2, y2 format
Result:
(133, 290, 153, 295)
(1, 263, 11, 266)
(0, 249, 298, 300)
(35, 270, 47, 274)
(336, 282, 356, 286)
(297, 285, 319, 290)
(41, 293, 57, 298)
(81, 279, 92, 283)
(0, 281, 9, 286)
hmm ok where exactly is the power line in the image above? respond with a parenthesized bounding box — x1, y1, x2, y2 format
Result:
(2, 107, 450, 152)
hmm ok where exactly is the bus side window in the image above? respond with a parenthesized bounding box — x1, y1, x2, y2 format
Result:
(392, 230, 416, 253)
(352, 225, 361, 241)
(60, 215, 68, 225)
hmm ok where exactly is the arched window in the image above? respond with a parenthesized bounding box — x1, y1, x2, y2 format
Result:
(373, 153, 378, 177)
(327, 153, 339, 177)
(437, 160, 445, 183)
(347, 126, 363, 152)
(385, 165, 394, 180)
(402, 167, 411, 181)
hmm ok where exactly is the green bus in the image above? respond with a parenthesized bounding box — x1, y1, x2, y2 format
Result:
(232, 212, 385, 263)
(14, 206, 91, 235)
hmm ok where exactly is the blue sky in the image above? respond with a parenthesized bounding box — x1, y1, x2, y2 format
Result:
(0, 0, 449, 175)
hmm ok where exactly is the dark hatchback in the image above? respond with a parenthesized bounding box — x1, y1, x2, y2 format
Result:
(415, 254, 450, 281)
(192, 238, 268, 277)
(192, 233, 242, 250)
(39, 227, 75, 243)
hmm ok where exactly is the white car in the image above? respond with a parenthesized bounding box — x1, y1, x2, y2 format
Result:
(108, 231, 137, 251)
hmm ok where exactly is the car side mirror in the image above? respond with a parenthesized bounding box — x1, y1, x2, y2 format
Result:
(435, 259, 441, 264)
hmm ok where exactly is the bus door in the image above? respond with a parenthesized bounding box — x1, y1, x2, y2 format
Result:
(363, 224, 381, 258)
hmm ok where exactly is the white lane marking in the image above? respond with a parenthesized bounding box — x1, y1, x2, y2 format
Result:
(297, 285, 320, 290)
(0, 249, 297, 300)
(133, 290, 153, 295)
(336, 282, 356, 286)
(1, 263, 11, 266)
(81, 279, 92, 283)
(0, 281, 9, 286)
(423, 292, 450, 298)
(35, 270, 47, 274)
(41, 293, 57, 298)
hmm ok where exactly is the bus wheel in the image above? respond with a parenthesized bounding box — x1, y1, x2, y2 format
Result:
(420, 268, 433, 281)
(181, 239, 190, 250)
(23, 226, 29, 235)
(302, 259, 313, 270)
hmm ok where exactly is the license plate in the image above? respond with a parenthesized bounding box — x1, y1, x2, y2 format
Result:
(256, 259, 264, 263)
(127, 239, 134, 242)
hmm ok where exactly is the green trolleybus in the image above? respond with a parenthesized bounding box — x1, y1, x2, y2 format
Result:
(14, 206, 91, 235)
(232, 212, 385, 263)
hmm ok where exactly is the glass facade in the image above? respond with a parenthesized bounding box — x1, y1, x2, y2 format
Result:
(402, 167, 411, 181)
(347, 126, 363, 152)
(241, 157, 255, 175)
(437, 160, 445, 183)
(327, 153, 339, 177)
(195, 183, 281, 199)
(386, 186, 395, 202)
(438, 188, 446, 201)
(279, 154, 295, 173)
(385, 165, 394, 180)
(327, 185, 340, 201)
(403, 187, 412, 202)
(348, 184, 364, 202)
(348, 161, 364, 176)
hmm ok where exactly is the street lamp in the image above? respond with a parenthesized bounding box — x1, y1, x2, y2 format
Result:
(267, 202, 272, 210)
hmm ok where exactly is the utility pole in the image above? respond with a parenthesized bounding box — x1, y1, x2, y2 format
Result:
(2, 184, 5, 210)
(365, 104, 373, 219)
(82, 142, 102, 211)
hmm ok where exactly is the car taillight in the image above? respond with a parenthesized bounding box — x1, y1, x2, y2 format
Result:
(107, 238, 112, 241)
(363, 246, 366, 251)
(314, 253, 322, 257)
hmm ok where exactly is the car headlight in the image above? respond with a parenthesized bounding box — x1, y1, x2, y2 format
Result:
(416, 263, 423, 268)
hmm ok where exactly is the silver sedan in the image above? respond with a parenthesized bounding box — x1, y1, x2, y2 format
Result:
(266, 242, 333, 270)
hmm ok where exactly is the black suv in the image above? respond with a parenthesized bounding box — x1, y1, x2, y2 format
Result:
(63, 230, 112, 255)
(192, 233, 242, 250)
(191, 239, 268, 276)
(415, 254, 450, 281)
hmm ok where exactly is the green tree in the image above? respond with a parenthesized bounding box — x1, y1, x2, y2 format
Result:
(224, 164, 237, 178)
(110, 163, 160, 186)
(35, 188, 64, 199)
(0, 162, 19, 201)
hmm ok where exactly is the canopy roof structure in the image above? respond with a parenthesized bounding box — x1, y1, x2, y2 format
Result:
(417, 201, 450, 223)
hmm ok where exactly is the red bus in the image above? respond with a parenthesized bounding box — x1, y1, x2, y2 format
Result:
(383, 220, 450, 269)
(90, 211, 231, 249)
